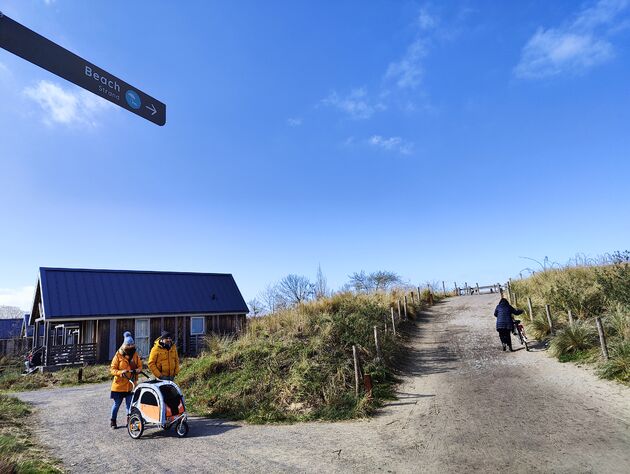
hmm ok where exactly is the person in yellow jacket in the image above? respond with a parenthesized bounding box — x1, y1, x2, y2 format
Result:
(148, 331, 179, 381)
(110, 331, 143, 429)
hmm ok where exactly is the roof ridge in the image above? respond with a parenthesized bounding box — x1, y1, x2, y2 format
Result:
(39, 267, 234, 277)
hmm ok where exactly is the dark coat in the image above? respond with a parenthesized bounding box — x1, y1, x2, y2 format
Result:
(494, 299, 523, 330)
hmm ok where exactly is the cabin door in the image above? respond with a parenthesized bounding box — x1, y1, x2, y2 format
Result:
(135, 319, 150, 358)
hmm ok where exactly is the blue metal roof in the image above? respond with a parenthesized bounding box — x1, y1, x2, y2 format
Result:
(40, 268, 249, 319)
(0, 318, 23, 339)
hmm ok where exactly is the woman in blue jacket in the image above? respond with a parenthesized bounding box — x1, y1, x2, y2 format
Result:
(494, 298, 523, 351)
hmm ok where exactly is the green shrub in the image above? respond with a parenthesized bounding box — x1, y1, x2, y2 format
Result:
(604, 304, 630, 341)
(599, 341, 630, 382)
(526, 313, 553, 341)
(549, 322, 597, 357)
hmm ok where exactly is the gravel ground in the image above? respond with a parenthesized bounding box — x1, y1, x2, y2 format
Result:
(17, 295, 630, 473)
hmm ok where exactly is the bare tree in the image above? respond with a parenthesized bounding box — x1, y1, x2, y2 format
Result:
(348, 270, 372, 292)
(277, 274, 314, 305)
(247, 298, 264, 317)
(347, 270, 401, 293)
(371, 271, 401, 291)
(314, 264, 328, 299)
(259, 284, 286, 313)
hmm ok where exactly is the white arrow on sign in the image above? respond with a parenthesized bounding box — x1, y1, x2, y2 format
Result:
(145, 103, 157, 116)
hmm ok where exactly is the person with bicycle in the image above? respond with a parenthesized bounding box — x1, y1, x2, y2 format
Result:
(109, 331, 143, 429)
(494, 298, 524, 352)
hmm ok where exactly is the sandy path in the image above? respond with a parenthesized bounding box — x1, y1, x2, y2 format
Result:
(17, 295, 630, 473)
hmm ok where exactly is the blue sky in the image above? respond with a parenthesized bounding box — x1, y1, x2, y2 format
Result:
(1, 0, 630, 310)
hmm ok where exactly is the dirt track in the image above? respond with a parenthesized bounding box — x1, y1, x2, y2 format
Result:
(17, 295, 630, 473)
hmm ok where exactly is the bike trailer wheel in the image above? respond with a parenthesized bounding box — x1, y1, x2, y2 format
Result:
(176, 420, 189, 438)
(128, 412, 144, 439)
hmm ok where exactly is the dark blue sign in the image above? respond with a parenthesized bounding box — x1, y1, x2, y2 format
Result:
(0, 12, 166, 126)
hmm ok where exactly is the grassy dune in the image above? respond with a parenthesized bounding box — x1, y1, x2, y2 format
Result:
(511, 262, 630, 383)
(178, 290, 431, 423)
(0, 394, 61, 473)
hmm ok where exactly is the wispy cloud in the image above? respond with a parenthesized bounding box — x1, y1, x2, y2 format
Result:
(0, 286, 35, 311)
(368, 135, 414, 155)
(322, 6, 439, 120)
(515, 0, 630, 79)
(24, 80, 113, 127)
(287, 117, 302, 127)
(321, 87, 385, 120)
(385, 39, 428, 90)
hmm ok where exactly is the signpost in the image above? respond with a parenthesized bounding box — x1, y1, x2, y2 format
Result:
(0, 12, 165, 126)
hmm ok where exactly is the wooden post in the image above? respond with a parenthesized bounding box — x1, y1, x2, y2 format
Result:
(363, 374, 373, 399)
(568, 310, 574, 327)
(442, 281, 446, 297)
(410, 291, 415, 305)
(417, 286, 422, 302)
(476, 283, 480, 295)
(77, 367, 83, 383)
(390, 308, 397, 336)
(454, 282, 458, 296)
(374, 326, 382, 361)
(464, 282, 469, 295)
(513, 293, 518, 306)
(595, 317, 609, 360)
(545, 304, 554, 334)
(43, 320, 50, 367)
(352, 345, 360, 396)
(397, 300, 402, 320)
(403, 296, 408, 320)
(527, 297, 534, 322)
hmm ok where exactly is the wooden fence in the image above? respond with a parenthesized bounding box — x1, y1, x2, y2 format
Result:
(0, 338, 29, 357)
(47, 343, 97, 366)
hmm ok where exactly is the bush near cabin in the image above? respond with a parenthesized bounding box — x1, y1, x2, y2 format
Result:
(178, 290, 433, 423)
(511, 260, 630, 384)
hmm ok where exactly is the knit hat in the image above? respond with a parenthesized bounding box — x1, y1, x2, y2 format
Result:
(123, 331, 132, 338)
(123, 334, 135, 347)
(160, 330, 171, 339)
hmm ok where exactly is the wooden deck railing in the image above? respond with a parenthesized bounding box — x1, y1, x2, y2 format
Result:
(47, 343, 97, 366)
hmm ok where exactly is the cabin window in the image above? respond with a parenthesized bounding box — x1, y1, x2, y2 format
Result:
(190, 317, 205, 335)
(135, 319, 150, 358)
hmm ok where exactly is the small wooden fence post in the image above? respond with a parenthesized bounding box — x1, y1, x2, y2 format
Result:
(545, 304, 554, 335)
(403, 296, 408, 320)
(454, 282, 458, 296)
(527, 297, 534, 322)
(397, 299, 402, 320)
(595, 317, 609, 361)
(77, 367, 83, 384)
(390, 308, 397, 336)
(475, 283, 480, 295)
(410, 291, 415, 305)
(352, 345, 361, 396)
(374, 326, 382, 361)
(442, 281, 446, 297)
(568, 310, 574, 327)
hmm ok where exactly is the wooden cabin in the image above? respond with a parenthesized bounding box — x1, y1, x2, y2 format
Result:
(28, 267, 249, 369)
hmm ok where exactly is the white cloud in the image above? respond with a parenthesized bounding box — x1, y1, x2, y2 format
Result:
(322, 87, 385, 120)
(418, 8, 437, 30)
(287, 117, 302, 127)
(385, 39, 428, 90)
(515, 0, 629, 79)
(0, 286, 35, 312)
(24, 80, 113, 127)
(368, 135, 414, 155)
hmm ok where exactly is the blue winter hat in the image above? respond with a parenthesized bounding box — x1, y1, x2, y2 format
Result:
(123, 334, 135, 347)
(123, 331, 132, 338)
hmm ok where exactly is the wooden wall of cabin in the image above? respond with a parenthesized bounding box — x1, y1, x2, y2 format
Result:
(96, 320, 109, 363)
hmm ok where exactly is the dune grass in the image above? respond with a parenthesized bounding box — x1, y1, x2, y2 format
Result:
(511, 262, 630, 384)
(0, 394, 62, 473)
(0, 358, 110, 392)
(178, 290, 428, 423)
